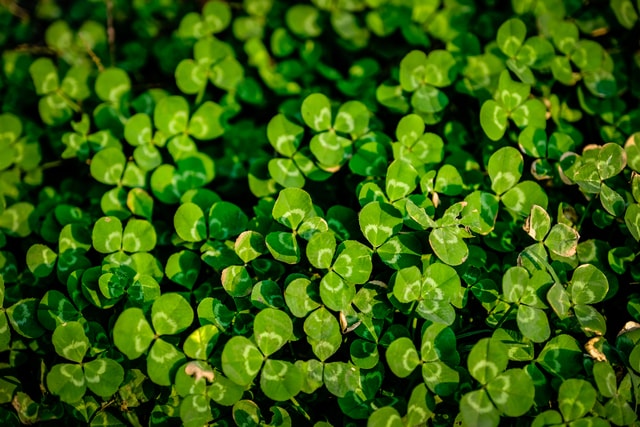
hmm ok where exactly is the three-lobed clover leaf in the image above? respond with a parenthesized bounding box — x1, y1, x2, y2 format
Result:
(480, 70, 546, 141)
(501, 266, 552, 342)
(221, 308, 302, 401)
(114, 293, 193, 385)
(29, 57, 90, 126)
(399, 49, 458, 114)
(460, 337, 534, 427)
(175, 36, 244, 95)
(386, 322, 460, 396)
(46, 321, 124, 403)
(300, 93, 370, 170)
(392, 263, 464, 325)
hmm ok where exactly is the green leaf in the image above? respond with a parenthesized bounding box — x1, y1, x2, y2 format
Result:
(183, 324, 220, 360)
(467, 338, 508, 384)
(334, 100, 369, 135)
(113, 307, 154, 359)
(47, 363, 85, 403)
(486, 369, 534, 416)
(304, 307, 341, 361)
(611, 0, 639, 29)
(254, 308, 292, 357)
(367, 407, 403, 427)
(52, 321, 89, 363)
(396, 114, 425, 146)
(537, 334, 582, 379)
(6, 298, 45, 339)
(175, 60, 208, 95)
(460, 390, 500, 427)
(174, 202, 207, 243)
(123, 219, 156, 253)
(386, 160, 418, 201)
(359, 201, 403, 248)
(260, 360, 303, 401)
(488, 147, 523, 195)
(92, 216, 122, 254)
(147, 339, 186, 386)
(273, 187, 315, 229)
(83, 358, 124, 398)
(95, 68, 131, 103)
(267, 114, 304, 157)
(202, 1, 232, 34)
(600, 183, 625, 217)
(26, 243, 57, 278)
(593, 362, 617, 398)
(497, 18, 527, 57)
(90, 147, 126, 185)
(284, 277, 321, 318)
(127, 188, 154, 219)
(221, 265, 254, 296)
(306, 231, 336, 269)
(235, 231, 266, 264)
(189, 101, 224, 140)
(265, 232, 300, 265)
(544, 223, 579, 257)
(152, 293, 194, 335)
(301, 93, 332, 131)
(625, 203, 640, 241)
(165, 250, 201, 289)
(286, 5, 322, 38)
(386, 337, 419, 377)
(208, 202, 248, 240)
(558, 379, 597, 421)
(502, 181, 549, 216)
(319, 270, 355, 311)
(268, 158, 305, 188)
(323, 361, 360, 398)
(570, 264, 608, 305)
(525, 205, 551, 241)
(221, 336, 264, 386)
(155, 96, 189, 137)
(480, 100, 508, 141)
(29, 58, 59, 95)
(517, 305, 550, 343)
(208, 373, 245, 406)
(392, 266, 422, 303)
(309, 132, 349, 168)
(333, 240, 372, 284)
(429, 227, 468, 266)
(597, 143, 627, 180)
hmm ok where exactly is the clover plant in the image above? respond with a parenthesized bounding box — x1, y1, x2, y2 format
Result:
(1, 0, 640, 426)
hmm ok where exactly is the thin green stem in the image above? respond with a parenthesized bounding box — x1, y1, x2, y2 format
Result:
(495, 303, 516, 329)
(521, 246, 562, 285)
(290, 396, 311, 421)
(57, 89, 82, 113)
(576, 196, 597, 232)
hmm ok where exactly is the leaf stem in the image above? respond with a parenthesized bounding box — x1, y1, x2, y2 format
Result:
(57, 89, 82, 113)
(495, 303, 516, 329)
(521, 246, 562, 285)
(290, 396, 311, 421)
(576, 196, 597, 232)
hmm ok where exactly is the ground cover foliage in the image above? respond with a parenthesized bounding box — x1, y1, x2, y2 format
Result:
(1, 0, 640, 425)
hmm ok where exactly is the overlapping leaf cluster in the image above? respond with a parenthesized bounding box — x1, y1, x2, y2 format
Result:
(1, 0, 640, 426)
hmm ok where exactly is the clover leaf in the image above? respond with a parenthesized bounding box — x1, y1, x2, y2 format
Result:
(461, 337, 534, 427)
(480, 70, 546, 141)
(114, 293, 193, 385)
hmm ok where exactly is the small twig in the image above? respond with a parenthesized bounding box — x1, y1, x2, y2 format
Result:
(79, 34, 104, 72)
(1, 0, 29, 21)
(105, 0, 115, 66)
(41, 160, 64, 170)
(13, 44, 57, 56)
(57, 89, 83, 113)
